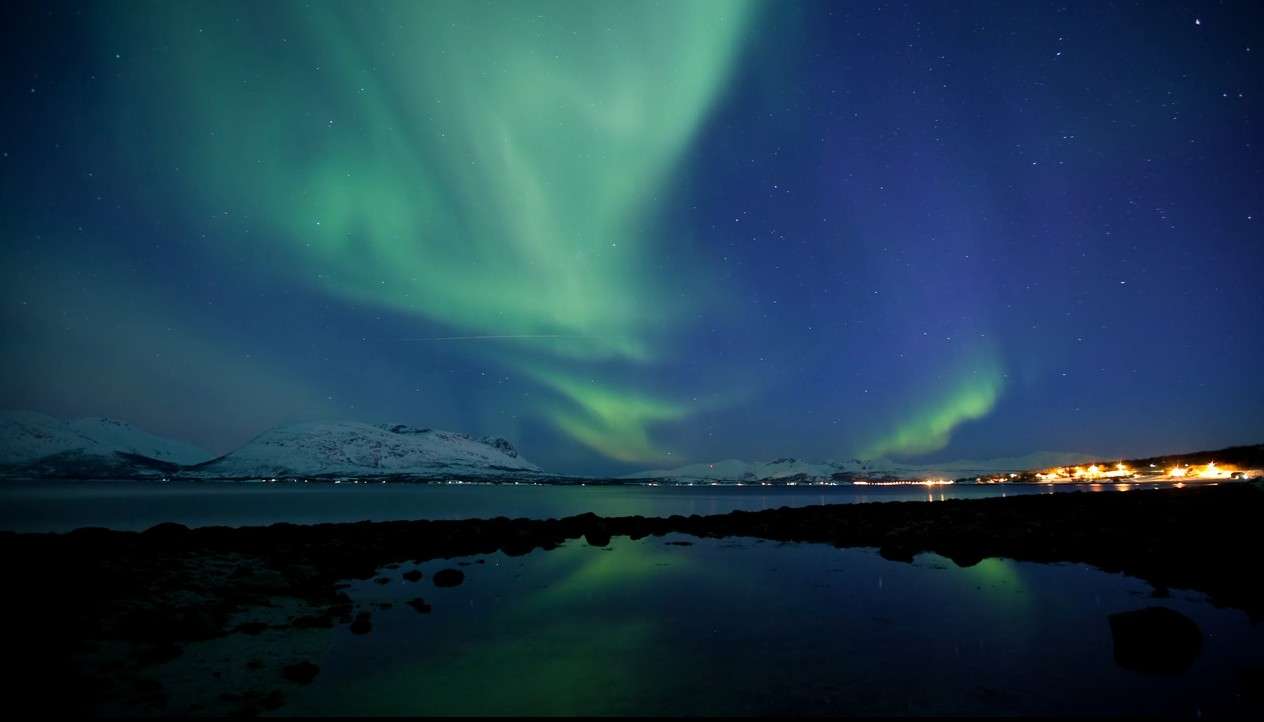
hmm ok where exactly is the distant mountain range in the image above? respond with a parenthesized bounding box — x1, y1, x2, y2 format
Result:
(187, 421, 539, 479)
(0, 411, 211, 477)
(624, 451, 1100, 484)
(3, 409, 1257, 483)
(0, 411, 537, 480)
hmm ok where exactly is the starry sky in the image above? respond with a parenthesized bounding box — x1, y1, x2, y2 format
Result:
(2, 0, 1261, 474)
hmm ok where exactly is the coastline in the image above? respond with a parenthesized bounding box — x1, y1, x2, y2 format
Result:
(5, 482, 1261, 714)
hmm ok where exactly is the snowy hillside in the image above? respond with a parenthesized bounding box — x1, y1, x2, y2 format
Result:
(0, 410, 210, 467)
(1, 411, 102, 466)
(628, 451, 1097, 483)
(189, 421, 540, 479)
(64, 417, 211, 465)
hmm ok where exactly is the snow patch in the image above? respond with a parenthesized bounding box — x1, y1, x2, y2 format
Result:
(0, 410, 211, 466)
(189, 420, 539, 478)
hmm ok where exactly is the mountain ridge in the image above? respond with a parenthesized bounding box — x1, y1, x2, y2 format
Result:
(0, 411, 538, 480)
(185, 420, 539, 479)
(0, 410, 212, 476)
(625, 451, 1103, 483)
(4, 409, 1259, 483)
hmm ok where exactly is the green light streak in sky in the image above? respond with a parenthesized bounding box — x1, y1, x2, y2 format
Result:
(528, 368, 692, 463)
(863, 349, 1005, 458)
(115, 0, 754, 461)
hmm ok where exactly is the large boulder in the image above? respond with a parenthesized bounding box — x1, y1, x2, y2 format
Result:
(349, 611, 372, 635)
(1108, 606, 1202, 674)
(281, 661, 320, 685)
(433, 568, 465, 588)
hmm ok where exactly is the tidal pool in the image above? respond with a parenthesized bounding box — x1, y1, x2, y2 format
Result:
(277, 536, 1262, 717)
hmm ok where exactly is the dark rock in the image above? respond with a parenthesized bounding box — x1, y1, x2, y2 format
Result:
(481, 435, 519, 458)
(141, 522, 190, 540)
(584, 530, 612, 547)
(226, 688, 285, 715)
(281, 661, 320, 685)
(135, 642, 182, 666)
(259, 689, 286, 712)
(501, 540, 535, 557)
(665, 540, 693, 546)
(1108, 607, 1202, 674)
(291, 614, 334, 629)
(402, 569, 422, 582)
(433, 568, 465, 588)
(407, 597, 432, 613)
(142, 608, 221, 641)
(374, 576, 391, 585)
(349, 611, 372, 635)
(1238, 664, 1264, 701)
(332, 603, 354, 624)
(236, 622, 269, 635)
(943, 550, 984, 568)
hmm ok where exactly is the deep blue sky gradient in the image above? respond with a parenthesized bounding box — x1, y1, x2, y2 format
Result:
(2, 1, 1261, 473)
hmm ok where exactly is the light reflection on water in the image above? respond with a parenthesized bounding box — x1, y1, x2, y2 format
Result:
(280, 537, 1262, 717)
(0, 480, 1159, 532)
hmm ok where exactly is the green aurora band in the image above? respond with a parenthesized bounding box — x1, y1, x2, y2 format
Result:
(102, 0, 1005, 464)
(527, 367, 692, 463)
(862, 349, 1005, 459)
(110, 0, 756, 461)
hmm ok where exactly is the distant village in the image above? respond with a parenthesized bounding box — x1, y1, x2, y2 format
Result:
(976, 460, 1261, 485)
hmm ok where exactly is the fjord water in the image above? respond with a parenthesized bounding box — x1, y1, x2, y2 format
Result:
(0, 480, 1165, 533)
(277, 537, 1261, 716)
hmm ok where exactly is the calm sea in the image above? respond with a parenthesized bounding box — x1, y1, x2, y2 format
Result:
(0, 479, 1160, 533)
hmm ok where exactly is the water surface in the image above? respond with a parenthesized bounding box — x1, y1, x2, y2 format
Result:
(0, 480, 1166, 532)
(278, 536, 1261, 716)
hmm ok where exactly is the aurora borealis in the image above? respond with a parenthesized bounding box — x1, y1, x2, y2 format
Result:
(3, 0, 1262, 473)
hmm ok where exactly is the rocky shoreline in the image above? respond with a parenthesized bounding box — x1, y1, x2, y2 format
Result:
(3, 482, 1261, 715)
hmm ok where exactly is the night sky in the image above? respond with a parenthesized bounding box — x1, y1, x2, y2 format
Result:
(2, 1, 1261, 474)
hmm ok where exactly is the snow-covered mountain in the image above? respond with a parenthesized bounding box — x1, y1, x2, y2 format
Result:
(627, 451, 1097, 483)
(188, 421, 540, 479)
(2, 408, 1094, 483)
(0, 410, 212, 477)
(63, 417, 211, 465)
